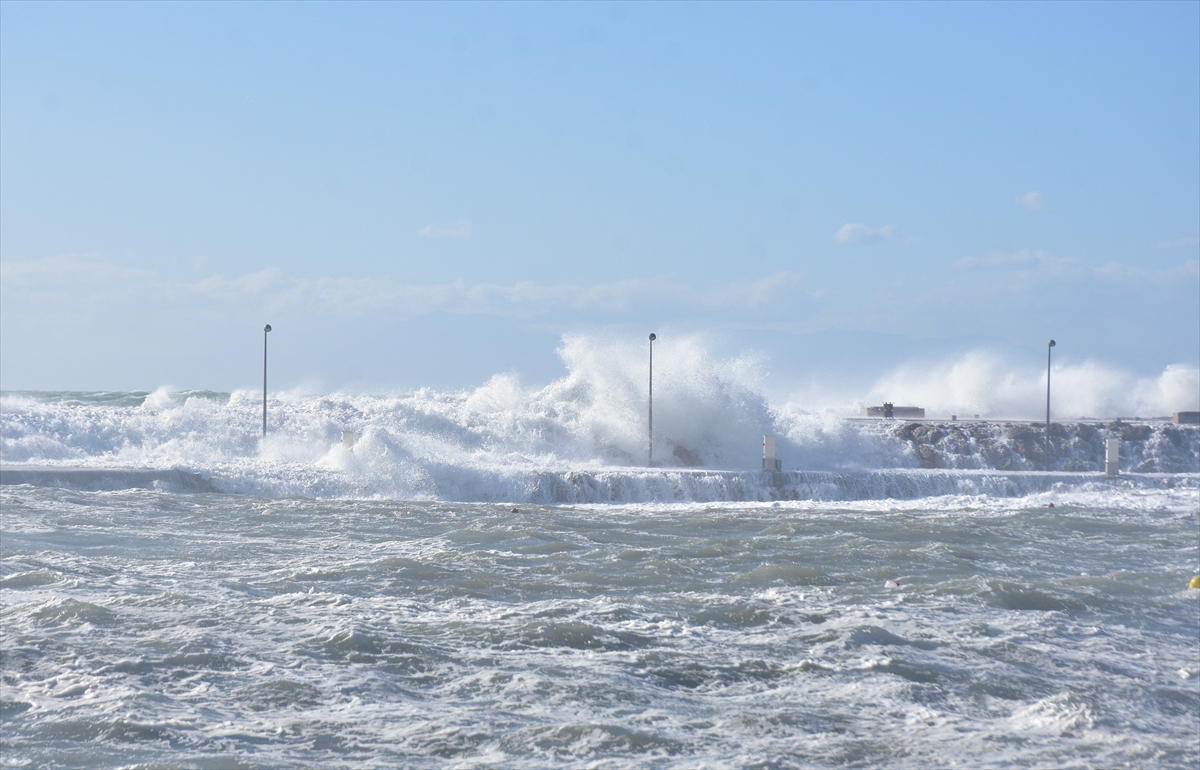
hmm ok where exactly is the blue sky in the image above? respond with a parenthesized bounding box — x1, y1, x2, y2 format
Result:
(2, 1, 1197, 403)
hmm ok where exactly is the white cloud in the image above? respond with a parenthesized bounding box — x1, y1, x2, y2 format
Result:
(955, 248, 1041, 269)
(1156, 234, 1200, 250)
(1015, 191, 1043, 211)
(419, 221, 473, 239)
(1093, 258, 1199, 286)
(707, 271, 802, 308)
(0, 254, 151, 287)
(835, 223, 898, 244)
(956, 250, 1197, 291)
(178, 268, 806, 319)
(0, 256, 809, 326)
(192, 268, 284, 299)
(951, 249, 1090, 297)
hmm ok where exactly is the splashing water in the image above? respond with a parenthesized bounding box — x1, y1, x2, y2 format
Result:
(2, 336, 1197, 501)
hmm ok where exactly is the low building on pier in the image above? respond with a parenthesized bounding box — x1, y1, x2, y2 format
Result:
(863, 403, 925, 419)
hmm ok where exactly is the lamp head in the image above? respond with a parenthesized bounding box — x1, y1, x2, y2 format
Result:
(1048, 339, 1055, 347)
(649, 333, 656, 341)
(265, 324, 272, 333)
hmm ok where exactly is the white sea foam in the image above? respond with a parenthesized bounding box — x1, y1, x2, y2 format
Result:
(2, 487, 1196, 767)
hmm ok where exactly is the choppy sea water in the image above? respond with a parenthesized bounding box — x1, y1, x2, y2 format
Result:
(3, 484, 1198, 768)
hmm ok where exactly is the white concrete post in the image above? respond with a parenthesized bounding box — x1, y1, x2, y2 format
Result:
(762, 435, 781, 472)
(1105, 438, 1119, 476)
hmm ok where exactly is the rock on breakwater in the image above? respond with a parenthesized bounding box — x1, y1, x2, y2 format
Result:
(890, 421, 1199, 473)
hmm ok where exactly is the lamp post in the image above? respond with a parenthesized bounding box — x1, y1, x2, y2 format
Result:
(648, 333, 656, 467)
(1045, 339, 1055, 471)
(263, 324, 272, 438)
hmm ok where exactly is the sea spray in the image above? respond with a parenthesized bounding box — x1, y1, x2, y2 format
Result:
(3, 394, 1196, 501)
(807, 351, 1199, 419)
(2, 337, 1197, 501)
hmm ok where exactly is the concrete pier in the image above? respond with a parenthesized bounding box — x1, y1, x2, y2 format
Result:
(0, 465, 218, 493)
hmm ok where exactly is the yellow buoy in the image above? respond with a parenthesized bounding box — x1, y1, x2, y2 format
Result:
(1191, 576, 1200, 589)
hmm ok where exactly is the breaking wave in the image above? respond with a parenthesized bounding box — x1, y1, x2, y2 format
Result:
(2, 336, 1197, 501)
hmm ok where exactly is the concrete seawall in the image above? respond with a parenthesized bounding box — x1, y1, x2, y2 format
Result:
(0, 465, 219, 493)
(521, 467, 1194, 504)
(2, 463, 1192, 502)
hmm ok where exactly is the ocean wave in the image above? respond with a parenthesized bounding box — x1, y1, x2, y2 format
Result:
(2, 338, 1196, 502)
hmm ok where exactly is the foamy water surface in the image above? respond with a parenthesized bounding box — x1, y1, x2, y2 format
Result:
(2, 485, 1198, 768)
(2, 383, 1198, 767)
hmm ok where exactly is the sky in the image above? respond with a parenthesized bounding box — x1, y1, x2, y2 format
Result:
(1, 1, 1198, 412)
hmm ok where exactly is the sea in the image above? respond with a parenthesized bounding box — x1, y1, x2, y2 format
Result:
(1, 383, 1198, 768)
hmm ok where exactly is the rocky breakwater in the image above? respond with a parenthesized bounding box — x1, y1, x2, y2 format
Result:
(891, 421, 1200, 473)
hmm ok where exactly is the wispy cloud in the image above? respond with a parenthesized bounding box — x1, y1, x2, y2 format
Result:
(1094, 259, 1199, 286)
(192, 268, 284, 299)
(834, 223, 898, 244)
(257, 271, 805, 318)
(0, 253, 803, 321)
(1015, 191, 1043, 211)
(953, 248, 1086, 291)
(419, 221, 473, 239)
(0, 253, 151, 287)
(955, 247, 1200, 292)
(1156, 233, 1200, 250)
(955, 248, 1041, 269)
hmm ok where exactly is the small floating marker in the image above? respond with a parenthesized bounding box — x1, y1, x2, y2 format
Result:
(510, 507, 519, 514)
(885, 579, 901, 589)
(1190, 576, 1200, 589)
(1047, 503, 1055, 508)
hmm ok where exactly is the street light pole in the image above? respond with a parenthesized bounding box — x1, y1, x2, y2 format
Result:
(263, 324, 272, 438)
(1045, 339, 1055, 471)
(648, 333, 656, 467)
